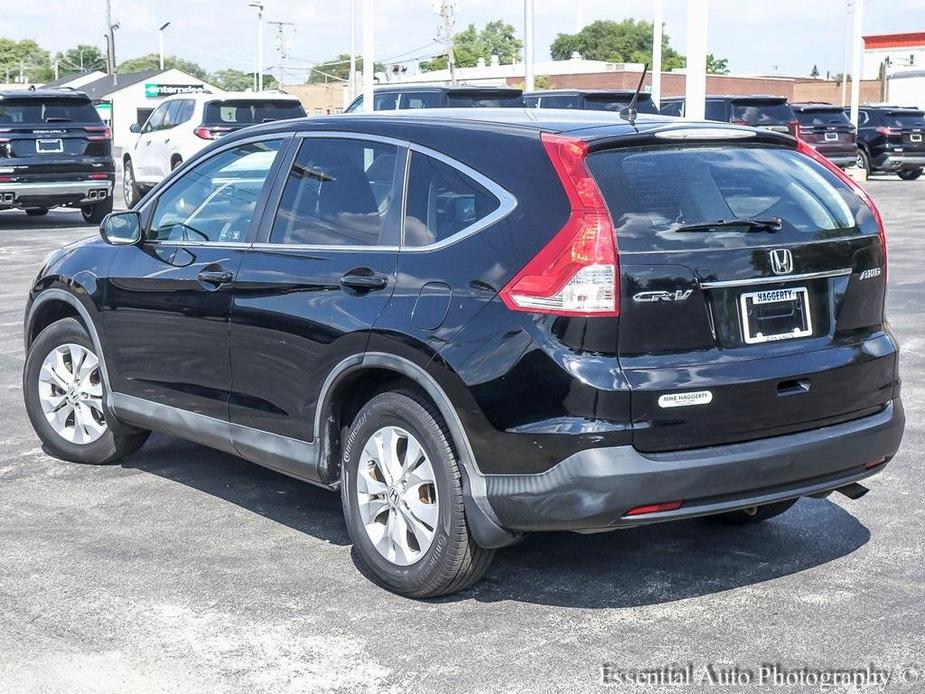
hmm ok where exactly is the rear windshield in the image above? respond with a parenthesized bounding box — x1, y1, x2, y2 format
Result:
(732, 101, 795, 126)
(795, 109, 851, 127)
(0, 97, 101, 125)
(884, 111, 925, 128)
(586, 145, 877, 253)
(203, 100, 305, 126)
(585, 95, 659, 114)
(445, 93, 523, 108)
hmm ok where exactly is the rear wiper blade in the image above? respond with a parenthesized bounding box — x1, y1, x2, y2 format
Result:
(675, 217, 782, 233)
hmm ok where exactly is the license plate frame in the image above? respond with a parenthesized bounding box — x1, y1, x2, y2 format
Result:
(824, 131, 839, 142)
(36, 138, 64, 154)
(911, 133, 923, 143)
(739, 286, 813, 345)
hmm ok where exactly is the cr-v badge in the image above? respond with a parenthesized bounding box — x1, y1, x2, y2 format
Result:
(633, 289, 694, 303)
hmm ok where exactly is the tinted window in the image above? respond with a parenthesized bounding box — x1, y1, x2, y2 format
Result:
(0, 97, 101, 125)
(584, 95, 658, 114)
(373, 92, 400, 111)
(539, 95, 581, 109)
(144, 103, 169, 132)
(270, 137, 399, 246)
(732, 101, 795, 125)
(445, 93, 523, 108)
(795, 109, 852, 127)
(524, 96, 540, 108)
(884, 111, 925, 128)
(404, 152, 500, 247)
(705, 100, 727, 121)
(162, 100, 183, 128)
(660, 101, 683, 117)
(202, 100, 305, 125)
(148, 140, 282, 243)
(401, 92, 442, 109)
(586, 145, 877, 253)
(177, 99, 195, 124)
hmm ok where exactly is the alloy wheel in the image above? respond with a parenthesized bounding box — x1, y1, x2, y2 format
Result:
(355, 426, 439, 566)
(123, 165, 134, 206)
(37, 343, 107, 444)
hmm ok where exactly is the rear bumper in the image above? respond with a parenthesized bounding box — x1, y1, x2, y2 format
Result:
(873, 154, 925, 170)
(0, 180, 113, 207)
(484, 398, 904, 532)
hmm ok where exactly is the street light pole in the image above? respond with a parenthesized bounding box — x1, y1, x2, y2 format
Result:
(158, 22, 171, 71)
(362, 0, 374, 111)
(684, 0, 709, 121)
(524, 0, 534, 92)
(651, 0, 664, 108)
(350, 0, 357, 100)
(249, 2, 265, 91)
(849, 0, 864, 128)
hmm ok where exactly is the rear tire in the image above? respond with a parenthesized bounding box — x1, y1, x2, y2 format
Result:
(898, 167, 923, 181)
(25, 207, 49, 216)
(23, 318, 149, 465)
(81, 195, 113, 225)
(341, 390, 495, 598)
(122, 158, 142, 208)
(856, 149, 872, 176)
(708, 499, 798, 525)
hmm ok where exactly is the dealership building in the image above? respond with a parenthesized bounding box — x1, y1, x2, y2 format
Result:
(47, 68, 221, 153)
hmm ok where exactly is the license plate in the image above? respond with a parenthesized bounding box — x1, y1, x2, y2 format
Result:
(824, 131, 839, 141)
(911, 133, 923, 143)
(739, 286, 812, 344)
(36, 139, 63, 153)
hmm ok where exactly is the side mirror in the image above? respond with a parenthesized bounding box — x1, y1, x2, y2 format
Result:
(100, 210, 142, 245)
(129, 123, 142, 134)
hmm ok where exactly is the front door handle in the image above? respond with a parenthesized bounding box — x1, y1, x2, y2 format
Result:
(197, 270, 234, 286)
(340, 270, 389, 292)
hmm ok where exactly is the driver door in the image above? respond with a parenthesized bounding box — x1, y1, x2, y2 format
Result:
(100, 135, 289, 420)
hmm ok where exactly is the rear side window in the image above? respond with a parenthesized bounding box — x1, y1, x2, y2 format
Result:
(374, 93, 400, 111)
(732, 101, 795, 126)
(586, 145, 877, 253)
(705, 100, 727, 121)
(203, 100, 305, 125)
(795, 109, 852, 127)
(270, 137, 400, 246)
(539, 95, 581, 109)
(177, 100, 195, 124)
(404, 152, 500, 247)
(0, 97, 101, 125)
(401, 92, 442, 109)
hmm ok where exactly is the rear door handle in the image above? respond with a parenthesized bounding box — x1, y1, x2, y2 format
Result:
(197, 270, 234, 286)
(340, 271, 389, 291)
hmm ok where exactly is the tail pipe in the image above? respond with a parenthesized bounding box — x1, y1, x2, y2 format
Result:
(835, 482, 869, 500)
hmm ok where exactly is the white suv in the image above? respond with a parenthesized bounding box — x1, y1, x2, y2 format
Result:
(122, 91, 306, 207)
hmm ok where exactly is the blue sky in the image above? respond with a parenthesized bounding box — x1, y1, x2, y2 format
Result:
(7, 0, 925, 80)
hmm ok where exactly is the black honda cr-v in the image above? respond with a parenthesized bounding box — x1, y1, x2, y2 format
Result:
(22, 110, 904, 597)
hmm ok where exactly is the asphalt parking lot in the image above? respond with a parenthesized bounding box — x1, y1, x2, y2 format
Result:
(0, 178, 922, 694)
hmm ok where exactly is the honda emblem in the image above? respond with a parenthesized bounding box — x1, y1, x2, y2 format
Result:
(769, 248, 794, 275)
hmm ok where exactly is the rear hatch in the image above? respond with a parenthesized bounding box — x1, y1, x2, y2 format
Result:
(877, 109, 925, 154)
(586, 136, 893, 452)
(199, 99, 307, 138)
(445, 89, 524, 108)
(0, 95, 111, 179)
(731, 98, 797, 134)
(795, 106, 856, 157)
(583, 93, 659, 115)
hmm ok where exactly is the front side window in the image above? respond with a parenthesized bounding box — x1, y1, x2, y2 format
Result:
(143, 103, 168, 133)
(161, 100, 183, 129)
(269, 137, 400, 246)
(403, 152, 500, 248)
(148, 139, 283, 243)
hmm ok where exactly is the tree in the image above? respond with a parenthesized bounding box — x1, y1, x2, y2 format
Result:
(116, 53, 209, 80)
(549, 19, 686, 70)
(420, 20, 523, 72)
(210, 68, 278, 91)
(0, 38, 52, 82)
(810, 64, 820, 78)
(706, 53, 729, 75)
(53, 45, 106, 74)
(308, 54, 384, 84)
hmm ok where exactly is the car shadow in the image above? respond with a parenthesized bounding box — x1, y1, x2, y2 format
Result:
(0, 208, 90, 230)
(123, 434, 870, 609)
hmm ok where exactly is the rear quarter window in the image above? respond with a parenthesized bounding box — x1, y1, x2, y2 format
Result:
(586, 145, 878, 253)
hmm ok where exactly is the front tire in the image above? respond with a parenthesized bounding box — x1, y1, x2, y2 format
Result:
(898, 167, 923, 181)
(341, 391, 494, 598)
(856, 149, 872, 176)
(81, 195, 113, 225)
(23, 318, 149, 464)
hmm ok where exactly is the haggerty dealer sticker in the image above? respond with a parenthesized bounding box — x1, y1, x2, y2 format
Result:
(658, 391, 713, 408)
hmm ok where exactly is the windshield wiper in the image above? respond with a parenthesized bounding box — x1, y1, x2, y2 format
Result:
(675, 217, 782, 233)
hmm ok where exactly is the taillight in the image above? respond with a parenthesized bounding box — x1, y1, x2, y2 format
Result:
(795, 139, 887, 280)
(85, 125, 111, 140)
(499, 133, 619, 317)
(194, 126, 215, 140)
(876, 126, 899, 137)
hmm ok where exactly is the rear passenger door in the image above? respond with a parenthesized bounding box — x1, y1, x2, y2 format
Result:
(229, 134, 404, 441)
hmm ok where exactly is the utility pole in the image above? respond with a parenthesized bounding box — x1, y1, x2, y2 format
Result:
(350, 0, 357, 99)
(684, 0, 709, 121)
(362, 0, 374, 111)
(437, 1, 456, 86)
(105, 0, 116, 74)
(651, 0, 664, 108)
(249, 2, 265, 91)
(267, 20, 294, 88)
(849, 0, 864, 128)
(158, 22, 171, 71)
(524, 0, 534, 91)
(54, 60, 59, 81)
(841, 0, 852, 106)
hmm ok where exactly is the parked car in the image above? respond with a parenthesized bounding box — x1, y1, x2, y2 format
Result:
(122, 91, 306, 206)
(660, 95, 798, 134)
(23, 109, 903, 598)
(344, 85, 524, 112)
(791, 102, 857, 168)
(524, 89, 659, 114)
(852, 104, 925, 180)
(0, 89, 113, 223)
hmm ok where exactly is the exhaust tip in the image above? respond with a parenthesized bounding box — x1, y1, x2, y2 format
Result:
(835, 482, 869, 500)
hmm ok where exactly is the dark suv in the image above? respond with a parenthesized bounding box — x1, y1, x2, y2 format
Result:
(853, 105, 925, 180)
(524, 89, 659, 114)
(22, 110, 903, 597)
(791, 102, 857, 168)
(0, 89, 114, 223)
(345, 85, 523, 112)
(661, 95, 798, 134)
